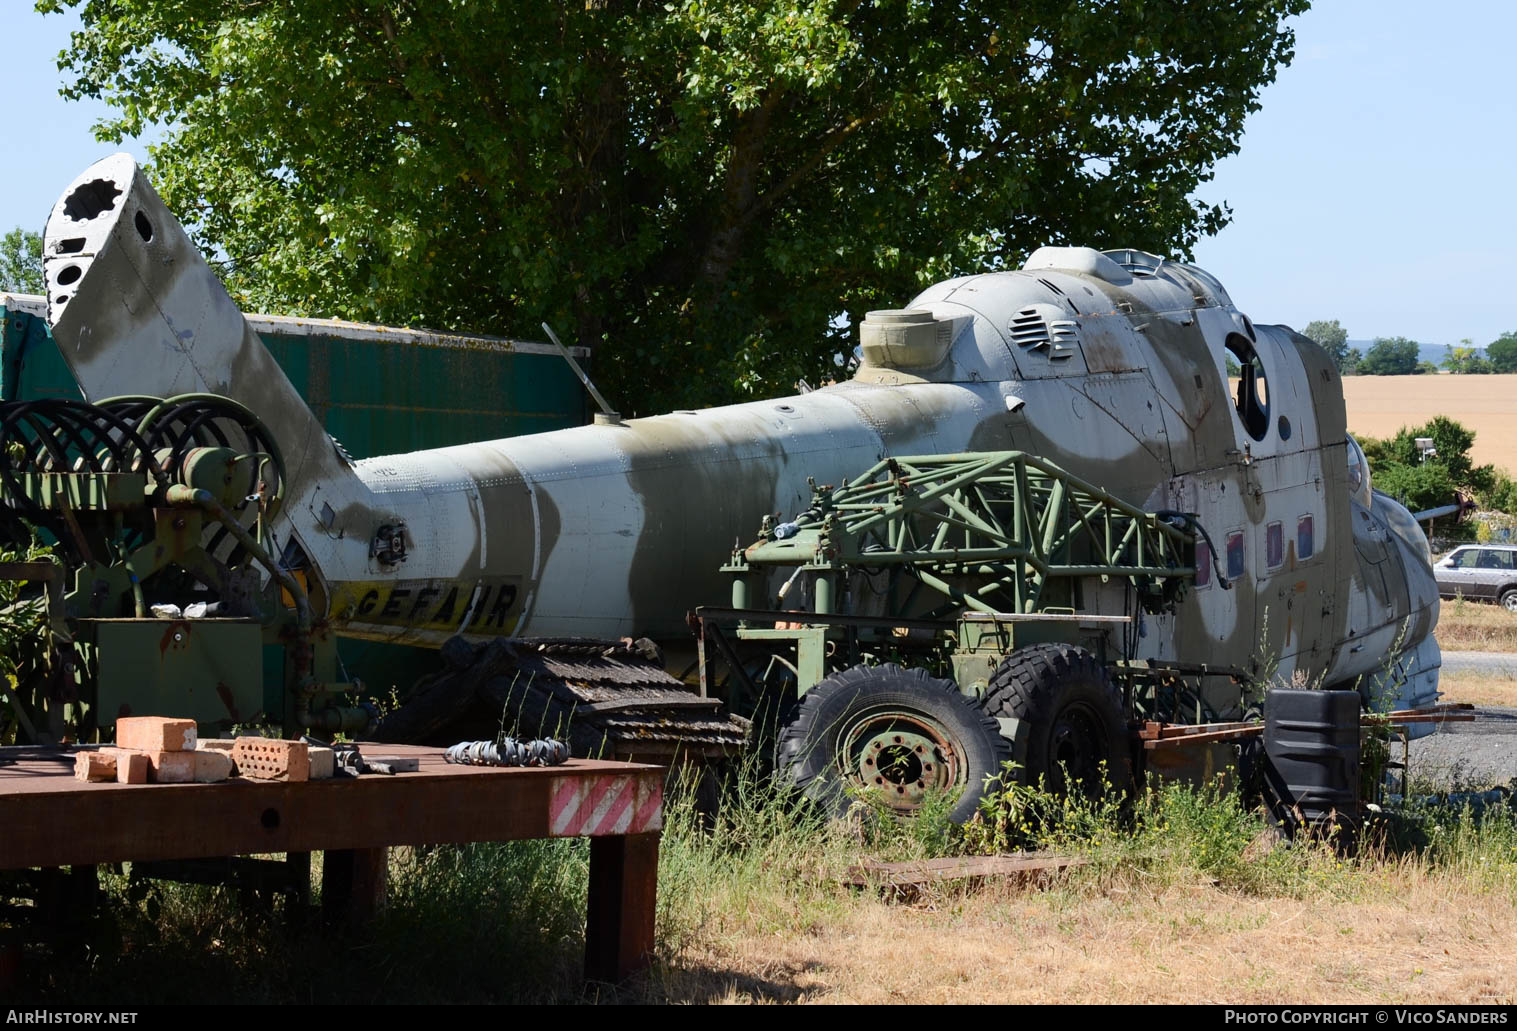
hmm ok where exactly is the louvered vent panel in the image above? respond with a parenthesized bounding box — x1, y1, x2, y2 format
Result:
(1011, 308, 1077, 360)
(1010, 309, 1050, 349)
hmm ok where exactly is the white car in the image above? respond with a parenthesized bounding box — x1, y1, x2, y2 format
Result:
(1433, 544, 1517, 611)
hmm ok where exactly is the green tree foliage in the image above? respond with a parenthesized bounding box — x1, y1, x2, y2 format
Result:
(1359, 415, 1499, 518)
(1440, 339, 1492, 374)
(1301, 318, 1356, 374)
(0, 228, 43, 295)
(40, 0, 1308, 411)
(1486, 331, 1517, 374)
(1358, 336, 1422, 376)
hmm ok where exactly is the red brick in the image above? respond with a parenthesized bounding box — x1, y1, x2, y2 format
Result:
(74, 751, 116, 782)
(232, 738, 309, 782)
(116, 716, 197, 752)
(192, 749, 233, 783)
(143, 750, 195, 784)
(113, 750, 149, 784)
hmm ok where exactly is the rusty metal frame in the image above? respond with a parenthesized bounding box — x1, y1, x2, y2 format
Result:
(0, 744, 662, 983)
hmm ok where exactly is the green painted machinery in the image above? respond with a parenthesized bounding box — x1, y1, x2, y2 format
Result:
(0, 394, 366, 743)
(699, 450, 1234, 818)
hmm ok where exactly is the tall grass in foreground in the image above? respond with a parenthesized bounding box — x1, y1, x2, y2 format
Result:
(17, 760, 1517, 1004)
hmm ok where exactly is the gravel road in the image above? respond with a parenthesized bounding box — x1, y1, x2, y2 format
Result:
(1406, 704, 1517, 790)
(1441, 650, 1517, 676)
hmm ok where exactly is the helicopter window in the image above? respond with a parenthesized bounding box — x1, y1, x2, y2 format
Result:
(1266, 521, 1284, 569)
(1297, 515, 1315, 560)
(1225, 333, 1269, 441)
(1226, 530, 1246, 580)
(1195, 541, 1212, 588)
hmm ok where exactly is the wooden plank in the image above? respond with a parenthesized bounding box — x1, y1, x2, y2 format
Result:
(1143, 725, 1266, 749)
(584, 831, 659, 983)
(1141, 720, 1259, 740)
(841, 853, 1084, 890)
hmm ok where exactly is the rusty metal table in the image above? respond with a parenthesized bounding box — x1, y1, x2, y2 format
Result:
(0, 743, 664, 983)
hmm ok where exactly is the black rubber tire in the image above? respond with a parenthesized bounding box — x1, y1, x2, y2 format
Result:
(981, 643, 1133, 797)
(1501, 589, 1517, 613)
(777, 663, 1011, 824)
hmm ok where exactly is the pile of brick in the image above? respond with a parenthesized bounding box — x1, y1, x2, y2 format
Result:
(73, 718, 338, 784)
(74, 717, 227, 784)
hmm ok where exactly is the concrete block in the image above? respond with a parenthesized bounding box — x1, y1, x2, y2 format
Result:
(192, 749, 234, 783)
(309, 746, 335, 780)
(74, 751, 116, 782)
(117, 716, 197, 752)
(232, 737, 309, 782)
(145, 750, 195, 784)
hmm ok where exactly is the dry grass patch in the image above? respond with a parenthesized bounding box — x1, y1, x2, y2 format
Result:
(655, 871, 1517, 1004)
(1436, 599, 1517, 652)
(1436, 670, 1517, 708)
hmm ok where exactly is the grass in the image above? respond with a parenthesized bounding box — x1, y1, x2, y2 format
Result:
(12, 760, 1517, 1005)
(1435, 596, 1517, 652)
(1435, 669, 1517, 709)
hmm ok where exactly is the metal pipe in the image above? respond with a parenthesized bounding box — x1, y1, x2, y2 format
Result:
(541, 323, 618, 420)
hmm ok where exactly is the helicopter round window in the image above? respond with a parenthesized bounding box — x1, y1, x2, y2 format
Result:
(1225, 333, 1269, 441)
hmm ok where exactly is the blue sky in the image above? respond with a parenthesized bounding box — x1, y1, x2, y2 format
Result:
(3, 1, 1514, 347)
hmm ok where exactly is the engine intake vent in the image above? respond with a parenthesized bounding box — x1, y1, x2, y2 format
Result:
(1010, 309, 1078, 360)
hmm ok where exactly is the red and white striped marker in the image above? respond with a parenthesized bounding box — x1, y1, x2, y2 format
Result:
(548, 774, 663, 837)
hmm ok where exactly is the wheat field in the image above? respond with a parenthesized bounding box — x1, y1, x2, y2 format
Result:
(1342, 373, 1517, 472)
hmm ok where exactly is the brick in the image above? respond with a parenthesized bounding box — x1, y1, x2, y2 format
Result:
(113, 750, 149, 784)
(196, 738, 237, 752)
(74, 751, 116, 782)
(308, 746, 335, 781)
(116, 716, 197, 753)
(192, 749, 233, 783)
(232, 738, 309, 782)
(144, 750, 195, 784)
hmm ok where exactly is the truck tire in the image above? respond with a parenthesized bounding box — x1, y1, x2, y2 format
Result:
(981, 643, 1133, 797)
(777, 663, 1011, 823)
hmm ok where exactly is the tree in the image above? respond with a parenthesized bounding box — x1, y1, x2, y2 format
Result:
(1487, 331, 1517, 374)
(40, 0, 1308, 412)
(1359, 415, 1496, 519)
(1302, 319, 1354, 374)
(1441, 339, 1492, 374)
(0, 228, 42, 295)
(1358, 337, 1421, 376)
